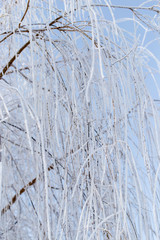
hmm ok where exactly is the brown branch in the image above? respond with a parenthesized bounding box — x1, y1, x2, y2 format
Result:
(0, 1, 30, 43)
(0, 14, 65, 80)
(0, 32, 14, 44)
(18, 0, 30, 28)
(1, 163, 54, 215)
(1, 125, 83, 216)
(1, 120, 74, 215)
(49, 16, 63, 26)
(0, 40, 30, 79)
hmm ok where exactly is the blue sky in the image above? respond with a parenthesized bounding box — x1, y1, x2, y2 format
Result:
(106, 0, 160, 102)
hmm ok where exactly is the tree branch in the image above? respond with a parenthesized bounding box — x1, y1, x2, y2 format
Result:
(0, 40, 30, 79)
(1, 163, 54, 215)
(18, 0, 30, 28)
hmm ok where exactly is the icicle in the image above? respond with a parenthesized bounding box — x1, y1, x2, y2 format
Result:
(92, 9, 104, 79)
(85, 9, 95, 104)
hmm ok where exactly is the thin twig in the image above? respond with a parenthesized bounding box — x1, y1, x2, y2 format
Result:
(18, 0, 30, 28)
(0, 32, 14, 44)
(82, 4, 160, 13)
(49, 16, 63, 26)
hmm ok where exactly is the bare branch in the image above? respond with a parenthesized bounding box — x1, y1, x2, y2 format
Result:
(0, 40, 30, 79)
(18, 0, 30, 28)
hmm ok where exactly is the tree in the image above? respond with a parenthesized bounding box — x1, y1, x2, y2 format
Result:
(0, 0, 160, 239)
